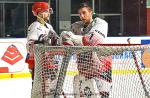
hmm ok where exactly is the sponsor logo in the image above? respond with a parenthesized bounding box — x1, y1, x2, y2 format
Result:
(1, 45, 23, 65)
(112, 51, 133, 59)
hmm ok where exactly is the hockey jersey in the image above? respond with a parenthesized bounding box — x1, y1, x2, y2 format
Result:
(26, 21, 58, 72)
(71, 17, 108, 46)
(71, 17, 108, 37)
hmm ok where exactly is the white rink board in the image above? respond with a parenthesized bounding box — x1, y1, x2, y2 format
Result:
(0, 38, 32, 98)
(105, 36, 150, 44)
(0, 78, 32, 98)
(0, 37, 150, 98)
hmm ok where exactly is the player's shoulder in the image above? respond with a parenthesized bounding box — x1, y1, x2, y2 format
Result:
(45, 23, 53, 29)
(93, 17, 108, 25)
(28, 21, 53, 31)
(28, 21, 41, 30)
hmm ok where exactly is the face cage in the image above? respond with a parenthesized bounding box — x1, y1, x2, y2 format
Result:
(49, 8, 54, 14)
(42, 8, 53, 14)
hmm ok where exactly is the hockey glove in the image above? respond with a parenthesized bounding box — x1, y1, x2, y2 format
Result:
(60, 31, 83, 46)
(48, 30, 60, 46)
(34, 34, 48, 44)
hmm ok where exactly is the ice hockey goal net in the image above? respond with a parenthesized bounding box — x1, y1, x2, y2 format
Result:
(31, 44, 150, 98)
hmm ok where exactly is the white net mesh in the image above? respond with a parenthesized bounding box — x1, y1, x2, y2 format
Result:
(31, 44, 150, 98)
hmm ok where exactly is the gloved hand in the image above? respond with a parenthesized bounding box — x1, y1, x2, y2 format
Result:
(60, 31, 83, 46)
(34, 34, 48, 44)
(48, 30, 60, 46)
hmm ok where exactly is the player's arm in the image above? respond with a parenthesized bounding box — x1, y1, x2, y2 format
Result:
(27, 23, 56, 47)
(48, 29, 60, 46)
(59, 21, 84, 46)
(83, 19, 108, 46)
(26, 24, 47, 71)
(60, 29, 106, 46)
(60, 18, 108, 46)
(60, 31, 83, 46)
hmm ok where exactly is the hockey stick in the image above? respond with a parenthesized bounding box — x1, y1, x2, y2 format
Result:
(127, 38, 150, 98)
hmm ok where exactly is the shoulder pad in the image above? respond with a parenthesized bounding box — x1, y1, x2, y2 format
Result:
(45, 23, 53, 29)
(93, 17, 107, 24)
(28, 21, 42, 32)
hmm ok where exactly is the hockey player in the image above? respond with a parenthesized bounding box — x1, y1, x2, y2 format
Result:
(25, 1, 59, 81)
(25, 2, 61, 98)
(60, 3, 112, 98)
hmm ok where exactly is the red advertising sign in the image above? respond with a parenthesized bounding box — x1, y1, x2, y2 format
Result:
(1, 45, 23, 65)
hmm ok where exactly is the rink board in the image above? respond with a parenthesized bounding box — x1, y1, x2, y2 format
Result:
(0, 37, 150, 98)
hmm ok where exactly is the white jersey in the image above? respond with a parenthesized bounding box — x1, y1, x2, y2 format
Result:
(71, 18, 111, 96)
(27, 21, 55, 41)
(70, 17, 108, 45)
(26, 21, 56, 53)
(60, 17, 108, 46)
(71, 17, 108, 38)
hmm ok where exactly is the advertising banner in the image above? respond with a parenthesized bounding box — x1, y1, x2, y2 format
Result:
(0, 38, 28, 73)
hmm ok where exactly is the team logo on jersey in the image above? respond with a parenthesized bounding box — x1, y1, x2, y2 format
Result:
(1, 45, 23, 65)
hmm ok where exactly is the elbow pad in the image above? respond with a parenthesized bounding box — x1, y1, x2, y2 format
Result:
(82, 32, 105, 46)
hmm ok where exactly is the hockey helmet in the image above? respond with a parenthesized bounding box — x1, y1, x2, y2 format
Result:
(32, 2, 53, 16)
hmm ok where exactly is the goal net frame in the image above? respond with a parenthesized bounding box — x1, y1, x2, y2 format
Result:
(31, 44, 150, 98)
